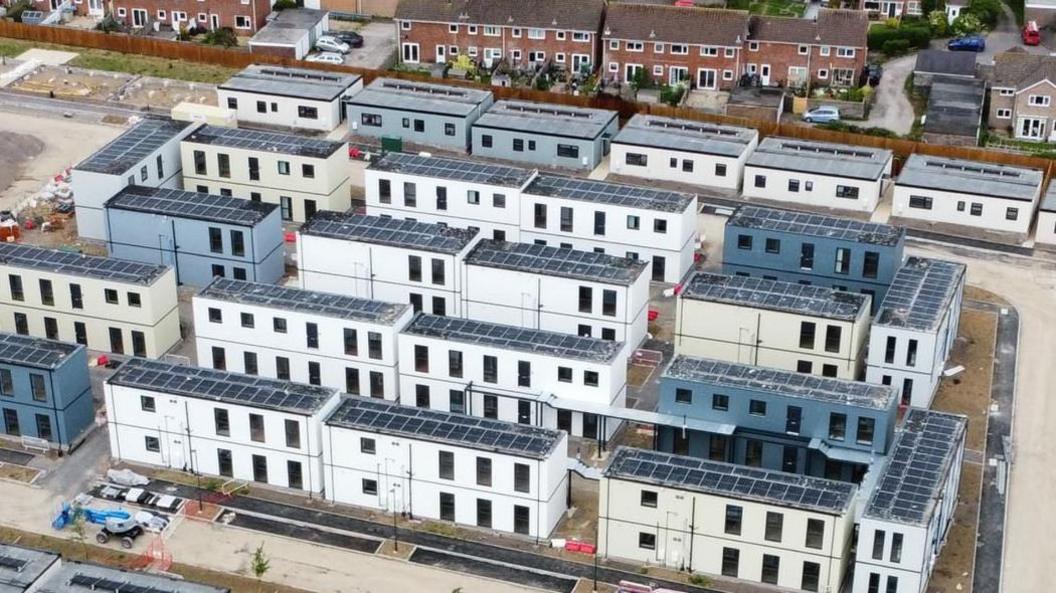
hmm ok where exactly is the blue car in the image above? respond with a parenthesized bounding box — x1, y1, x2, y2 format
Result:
(947, 36, 986, 52)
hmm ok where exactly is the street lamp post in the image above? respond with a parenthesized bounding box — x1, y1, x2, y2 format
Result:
(390, 486, 399, 551)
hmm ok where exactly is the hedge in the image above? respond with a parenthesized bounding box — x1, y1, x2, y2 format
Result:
(867, 23, 933, 51)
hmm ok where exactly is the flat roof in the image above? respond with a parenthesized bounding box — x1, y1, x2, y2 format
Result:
(0, 332, 81, 370)
(864, 409, 967, 526)
(467, 240, 647, 286)
(105, 185, 277, 226)
(0, 543, 59, 593)
(77, 118, 191, 175)
(369, 152, 534, 188)
(613, 114, 757, 158)
(727, 205, 905, 246)
(199, 278, 409, 325)
(681, 272, 869, 321)
(325, 395, 563, 459)
(746, 137, 892, 181)
(108, 358, 337, 415)
(220, 64, 361, 102)
(525, 174, 695, 213)
(875, 257, 965, 331)
(606, 447, 856, 514)
(299, 211, 479, 254)
(897, 154, 1043, 202)
(404, 314, 623, 363)
(250, 8, 327, 45)
(1041, 182, 1056, 212)
(0, 243, 168, 286)
(347, 78, 492, 117)
(183, 125, 344, 159)
(664, 355, 896, 410)
(36, 561, 228, 593)
(474, 100, 616, 140)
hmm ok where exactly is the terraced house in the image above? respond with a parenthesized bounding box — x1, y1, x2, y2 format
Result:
(746, 10, 868, 88)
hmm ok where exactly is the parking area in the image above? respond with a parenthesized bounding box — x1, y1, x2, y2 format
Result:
(328, 20, 397, 70)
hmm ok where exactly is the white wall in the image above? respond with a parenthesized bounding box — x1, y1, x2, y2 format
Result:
(1036, 210, 1056, 245)
(743, 166, 886, 213)
(891, 184, 1039, 235)
(608, 142, 754, 191)
(218, 80, 362, 132)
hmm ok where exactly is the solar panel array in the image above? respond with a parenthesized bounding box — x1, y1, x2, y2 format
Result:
(875, 257, 965, 331)
(614, 114, 756, 158)
(405, 314, 623, 362)
(526, 174, 695, 213)
(109, 358, 337, 414)
(0, 554, 27, 572)
(727, 205, 905, 246)
(77, 118, 189, 175)
(326, 396, 562, 459)
(0, 332, 79, 369)
(108, 186, 276, 226)
(681, 272, 869, 321)
(897, 154, 1043, 201)
(865, 409, 967, 525)
(371, 152, 534, 187)
(199, 278, 409, 324)
(67, 574, 185, 593)
(467, 240, 647, 285)
(747, 137, 892, 181)
(665, 355, 895, 410)
(299, 211, 479, 254)
(185, 125, 343, 159)
(606, 447, 856, 514)
(50, 569, 225, 593)
(0, 243, 168, 285)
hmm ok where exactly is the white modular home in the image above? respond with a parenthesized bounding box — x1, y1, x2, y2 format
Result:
(297, 212, 481, 317)
(599, 447, 857, 592)
(1036, 183, 1056, 247)
(609, 114, 759, 191)
(674, 272, 871, 380)
(398, 313, 627, 441)
(217, 65, 363, 132)
(519, 174, 697, 284)
(866, 258, 965, 408)
(742, 138, 893, 214)
(0, 243, 179, 358)
(892, 154, 1043, 239)
(193, 277, 413, 400)
(852, 409, 967, 593)
(105, 358, 342, 494)
(463, 240, 651, 352)
(322, 395, 568, 538)
(180, 125, 352, 223)
(72, 118, 198, 242)
(364, 151, 536, 242)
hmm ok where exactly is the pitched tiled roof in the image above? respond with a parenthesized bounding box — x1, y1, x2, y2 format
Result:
(395, 0, 605, 32)
(603, 4, 749, 46)
(992, 50, 1056, 89)
(749, 9, 867, 47)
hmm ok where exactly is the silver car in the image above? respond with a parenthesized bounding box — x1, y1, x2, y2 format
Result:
(305, 52, 345, 65)
(316, 35, 351, 54)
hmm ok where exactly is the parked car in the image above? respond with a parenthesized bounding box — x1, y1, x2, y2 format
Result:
(305, 52, 345, 65)
(327, 30, 364, 48)
(947, 36, 985, 52)
(316, 36, 350, 54)
(860, 64, 883, 87)
(802, 106, 840, 124)
(1023, 20, 1041, 45)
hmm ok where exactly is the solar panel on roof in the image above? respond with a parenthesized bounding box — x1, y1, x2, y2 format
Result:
(77, 119, 189, 175)
(108, 186, 276, 226)
(300, 211, 478, 254)
(199, 278, 408, 324)
(185, 126, 343, 159)
(370, 152, 534, 187)
(467, 240, 647, 285)
(0, 332, 78, 369)
(524, 174, 695, 213)
(728, 205, 904, 246)
(875, 257, 964, 331)
(0, 243, 167, 285)
(0, 554, 27, 572)
(680, 272, 869, 320)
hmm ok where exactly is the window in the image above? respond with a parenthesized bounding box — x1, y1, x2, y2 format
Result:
(439, 492, 455, 521)
(872, 530, 886, 560)
(217, 449, 233, 477)
(516, 360, 532, 388)
(996, 108, 1012, 119)
(798, 518, 825, 550)
(765, 512, 783, 542)
(145, 436, 160, 452)
(306, 323, 319, 350)
(415, 385, 430, 408)
(362, 478, 378, 495)
(368, 332, 383, 359)
(207, 227, 224, 254)
(140, 395, 156, 412)
(217, 153, 230, 178)
(625, 153, 647, 166)
(285, 419, 300, 449)
(492, 193, 505, 209)
(437, 450, 455, 480)
(907, 339, 918, 366)
(193, 150, 207, 175)
(674, 388, 692, 404)
(836, 46, 855, 58)
(557, 144, 579, 159)
(482, 394, 498, 419)
(802, 561, 820, 592)
(277, 161, 290, 176)
(248, 413, 265, 442)
(799, 321, 816, 349)
(5, 275, 22, 302)
(834, 247, 851, 275)
(368, 372, 383, 397)
(584, 370, 599, 387)
(724, 505, 742, 535)
(214, 408, 230, 436)
(857, 417, 876, 445)
(514, 463, 530, 493)
(483, 355, 498, 383)
(0, 370, 11, 396)
(711, 393, 729, 411)
(749, 399, 766, 416)
(1029, 94, 1051, 106)
(786, 405, 801, 434)
(273, 317, 287, 334)
(602, 289, 617, 317)
(37, 279, 54, 306)
(362, 113, 382, 127)
(868, 574, 881, 593)
(276, 356, 290, 380)
(737, 234, 753, 250)
(891, 532, 903, 562)
(467, 190, 480, 205)
(13, 314, 27, 337)
(653, 219, 668, 234)
(761, 555, 780, 585)
(476, 457, 492, 486)
(829, 412, 846, 440)
(578, 286, 592, 313)
(344, 367, 358, 394)
(637, 532, 656, 550)
(825, 326, 842, 353)
(860, 251, 881, 279)
(754, 174, 766, 188)
(360, 437, 376, 454)
(640, 490, 658, 507)
(408, 255, 422, 282)
(721, 548, 739, 577)
(909, 195, 933, 209)
(448, 390, 465, 414)
(558, 367, 572, 383)
(211, 346, 226, 370)
(105, 288, 119, 304)
(835, 185, 859, 200)
(244, 352, 258, 376)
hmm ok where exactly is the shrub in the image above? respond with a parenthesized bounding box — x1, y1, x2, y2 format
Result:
(660, 84, 685, 106)
(201, 26, 238, 47)
(867, 22, 932, 51)
(882, 39, 912, 55)
(968, 0, 1002, 26)
(952, 12, 984, 35)
(94, 14, 123, 33)
(928, 10, 949, 36)
(5, 0, 31, 22)
(272, 0, 297, 10)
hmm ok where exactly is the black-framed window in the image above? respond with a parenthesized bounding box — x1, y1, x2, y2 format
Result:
(640, 490, 658, 507)
(476, 457, 492, 486)
(724, 505, 742, 535)
(712, 393, 729, 411)
(674, 388, 692, 404)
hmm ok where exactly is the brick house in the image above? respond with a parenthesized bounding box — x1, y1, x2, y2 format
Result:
(601, 4, 750, 90)
(988, 50, 1056, 142)
(393, 0, 605, 73)
(106, 0, 272, 33)
(26, 0, 97, 18)
(746, 10, 868, 88)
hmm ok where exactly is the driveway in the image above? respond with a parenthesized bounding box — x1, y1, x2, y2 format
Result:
(935, 3, 1049, 64)
(862, 54, 915, 135)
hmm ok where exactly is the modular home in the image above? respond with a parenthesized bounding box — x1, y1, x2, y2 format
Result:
(675, 272, 871, 379)
(322, 395, 568, 538)
(1036, 183, 1056, 247)
(0, 543, 59, 592)
(345, 78, 493, 151)
(398, 313, 627, 441)
(217, 65, 363, 132)
(0, 333, 93, 452)
(36, 557, 229, 593)
(723, 205, 906, 313)
(609, 114, 759, 191)
(298, 212, 481, 317)
(105, 357, 341, 493)
(471, 100, 618, 170)
(599, 447, 857, 592)
(743, 138, 893, 213)
(852, 409, 967, 593)
(866, 257, 965, 408)
(892, 154, 1043, 240)
(103, 185, 284, 286)
(180, 125, 351, 223)
(0, 243, 179, 358)
(72, 118, 197, 242)
(193, 277, 412, 399)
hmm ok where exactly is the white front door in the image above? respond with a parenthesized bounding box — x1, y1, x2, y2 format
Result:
(760, 64, 771, 85)
(209, 14, 219, 29)
(435, 44, 446, 64)
(402, 43, 420, 63)
(697, 69, 717, 89)
(1019, 117, 1046, 140)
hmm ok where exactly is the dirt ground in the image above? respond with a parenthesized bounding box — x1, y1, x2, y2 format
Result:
(116, 76, 218, 110)
(932, 307, 998, 451)
(928, 461, 982, 593)
(0, 463, 40, 482)
(0, 131, 44, 200)
(12, 64, 133, 100)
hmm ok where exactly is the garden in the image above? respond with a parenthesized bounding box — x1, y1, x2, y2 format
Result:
(867, 0, 1005, 58)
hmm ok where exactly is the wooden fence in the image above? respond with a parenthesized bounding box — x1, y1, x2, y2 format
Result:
(1, 20, 1053, 179)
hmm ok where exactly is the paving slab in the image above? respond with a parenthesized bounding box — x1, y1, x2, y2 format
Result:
(14, 49, 79, 65)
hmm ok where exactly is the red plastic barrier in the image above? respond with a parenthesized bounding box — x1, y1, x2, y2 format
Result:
(648, 309, 659, 322)
(96, 355, 109, 367)
(578, 543, 596, 554)
(564, 540, 581, 552)
(284, 231, 296, 243)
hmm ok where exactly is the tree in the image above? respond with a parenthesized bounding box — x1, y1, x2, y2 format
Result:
(250, 542, 270, 592)
(69, 512, 89, 561)
(928, 10, 950, 36)
(952, 12, 984, 35)
(272, 0, 297, 10)
(968, 0, 1002, 27)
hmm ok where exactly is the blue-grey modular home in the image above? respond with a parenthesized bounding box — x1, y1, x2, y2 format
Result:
(471, 100, 619, 170)
(0, 332, 93, 451)
(0, 543, 60, 592)
(345, 78, 493, 151)
(103, 186, 284, 287)
(723, 205, 906, 314)
(656, 355, 898, 483)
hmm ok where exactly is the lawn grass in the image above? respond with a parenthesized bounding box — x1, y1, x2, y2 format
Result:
(726, 0, 806, 17)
